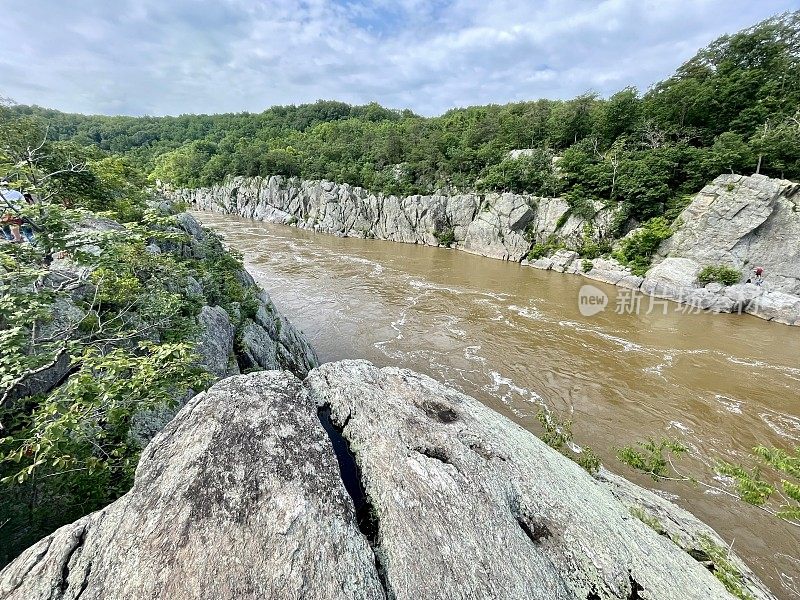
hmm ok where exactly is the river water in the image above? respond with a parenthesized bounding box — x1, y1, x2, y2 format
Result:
(195, 212, 800, 598)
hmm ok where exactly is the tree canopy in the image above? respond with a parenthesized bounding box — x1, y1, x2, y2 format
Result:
(7, 12, 800, 227)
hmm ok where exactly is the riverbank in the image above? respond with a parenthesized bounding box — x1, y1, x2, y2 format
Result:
(166, 172, 800, 326)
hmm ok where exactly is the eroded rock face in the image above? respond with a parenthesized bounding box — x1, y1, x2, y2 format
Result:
(173, 214, 319, 378)
(657, 174, 800, 295)
(1, 362, 773, 599)
(629, 175, 800, 324)
(196, 305, 239, 379)
(131, 213, 318, 446)
(164, 176, 610, 262)
(519, 174, 800, 325)
(169, 173, 800, 325)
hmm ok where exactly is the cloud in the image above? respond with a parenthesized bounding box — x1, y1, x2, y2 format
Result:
(0, 0, 795, 116)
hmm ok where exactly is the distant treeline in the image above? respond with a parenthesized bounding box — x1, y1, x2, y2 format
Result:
(10, 12, 800, 225)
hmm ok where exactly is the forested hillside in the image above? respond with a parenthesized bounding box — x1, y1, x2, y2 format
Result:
(9, 12, 800, 226)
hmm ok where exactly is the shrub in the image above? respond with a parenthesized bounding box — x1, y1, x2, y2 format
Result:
(577, 238, 611, 259)
(698, 265, 741, 286)
(663, 194, 693, 222)
(527, 238, 564, 261)
(612, 217, 672, 276)
(527, 243, 550, 260)
(617, 438, 688, 480)
(698, 535, 756, 600)
(536, 410, 601, 475)
(576, 221, 610, 259)
(434, 227, 455, 246)
(582, 259, 593, 272)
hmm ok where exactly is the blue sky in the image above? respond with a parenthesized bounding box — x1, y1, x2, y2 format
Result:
(1, 0, 797, 116)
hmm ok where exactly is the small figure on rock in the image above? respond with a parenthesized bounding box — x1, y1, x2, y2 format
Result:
(17, 193, 36, 243)
(753, 266, 764, 287)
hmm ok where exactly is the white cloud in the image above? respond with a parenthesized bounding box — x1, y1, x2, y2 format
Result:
(0, 0, 795, 115)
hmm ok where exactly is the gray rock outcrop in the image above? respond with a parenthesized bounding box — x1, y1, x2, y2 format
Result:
(639, 174, 800, 324)
(526, 174, 800, 325)
(173, 213, 318, 378)
(0, 362, 774, 600)
(129, 214, 318, 446)
(164, 176, 612, 262)
(656, 174, 800, 294)
(0, 371, 384, 600)
(196, 305, 240, 379)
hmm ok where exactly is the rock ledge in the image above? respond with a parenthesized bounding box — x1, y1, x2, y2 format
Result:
(0, 362, 774, 600)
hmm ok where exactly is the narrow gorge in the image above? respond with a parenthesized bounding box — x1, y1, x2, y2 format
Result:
(2, 9, 799, 600)
(1, 204, 793, 599)
(167, 172, 800, 325)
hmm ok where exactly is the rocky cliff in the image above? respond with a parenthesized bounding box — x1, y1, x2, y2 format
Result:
(167, 175, 615, 262)
(644, 174, 800, 323)
(169, 173, 800, 325)
(1, 210, 318, 441)
(171, 211, 318, 379)
(527, 175, 800, 325)
(0, 362, 774, 600)
(0, 205, 321, 571)
(121, 210, 319, 444)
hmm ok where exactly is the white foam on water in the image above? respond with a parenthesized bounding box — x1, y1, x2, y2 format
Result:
(481, 290, 511, 300)
(558, 319, 647, 353)
(775, 554, 800, 598)
(484, 370, 543, 407)
(558, 319, 582, 329)
(438, 314, 466, 338)
(591, 330, 645, 352)
(714, 395, 743, 415)
(409, 279, 463, 294)
(372, 293, 424, 357)
(760, 411, 800, 441)
(473, 297, 505, 322)
(337, 254, 385, 276)
(725, 355, 800, 380)
(508, 304, 544, 321)
(644, 353, 674, 378)
(464, 345, 486, 363)
(668, 420, 692, 433)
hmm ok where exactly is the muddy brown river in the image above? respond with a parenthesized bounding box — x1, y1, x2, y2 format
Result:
(195, 212, 800, 598)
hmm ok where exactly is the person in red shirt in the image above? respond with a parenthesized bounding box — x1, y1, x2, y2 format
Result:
(754, 266, 764, 286)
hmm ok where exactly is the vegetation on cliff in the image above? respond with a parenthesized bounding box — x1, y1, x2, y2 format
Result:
(618, 437, 800, 530)
(0, 102, 268, 565)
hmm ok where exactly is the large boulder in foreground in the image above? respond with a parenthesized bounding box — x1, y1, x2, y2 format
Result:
(0, 371, 383, 600)
(0, 362, 774, 599)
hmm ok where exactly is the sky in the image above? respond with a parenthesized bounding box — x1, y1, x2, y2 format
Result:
(1, 0, 797, 117)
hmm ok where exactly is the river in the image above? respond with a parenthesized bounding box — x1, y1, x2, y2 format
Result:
(195, 211, 800, 598)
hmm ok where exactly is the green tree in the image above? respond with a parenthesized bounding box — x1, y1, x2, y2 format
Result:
(703, 132, 755, 175)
